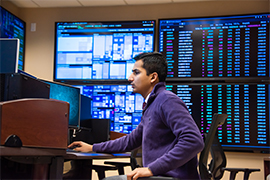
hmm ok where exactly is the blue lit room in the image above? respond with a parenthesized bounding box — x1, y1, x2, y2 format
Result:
(1, 0, 269, 179)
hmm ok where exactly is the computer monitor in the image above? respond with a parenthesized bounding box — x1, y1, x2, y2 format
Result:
(40, 80, 81, 129)
(54, 20, 155, 83)
(80, 94, 92, 121)
(0, 38, 19, 73)
(0, 7, 26, 71)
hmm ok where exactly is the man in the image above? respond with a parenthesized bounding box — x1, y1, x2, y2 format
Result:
(68, 52, 204, 180)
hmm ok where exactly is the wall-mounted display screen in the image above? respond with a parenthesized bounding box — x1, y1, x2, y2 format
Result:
(74, 84, 144, 134)
(54, 20, 155, 82)
(0, 7, 26, 71)
(159, 13, 269, 80)
(166, 83, 269, 152)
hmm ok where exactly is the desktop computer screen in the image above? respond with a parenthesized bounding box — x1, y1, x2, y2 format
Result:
(41, 80, 81, 129)
(0, 38, 19, 73)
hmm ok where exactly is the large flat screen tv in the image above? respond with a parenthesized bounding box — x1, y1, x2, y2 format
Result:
(54, 20, 155, 83)
(0, 7, 26, 71)
(159, 13, 269, 82)
(166, 83, 269, 153)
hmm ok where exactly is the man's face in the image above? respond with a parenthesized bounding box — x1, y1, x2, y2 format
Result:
(128, 59, 152, 99)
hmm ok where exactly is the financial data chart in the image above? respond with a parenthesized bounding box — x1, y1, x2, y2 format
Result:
(166, 83, 269, 151)
(54, 21, 155, 81)
(159, 13, 269, 78)
(0, 7, 25, 71)
(75, 85, 144, 134)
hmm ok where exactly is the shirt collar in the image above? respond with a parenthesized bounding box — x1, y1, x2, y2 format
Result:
(144, 92, 151, 103)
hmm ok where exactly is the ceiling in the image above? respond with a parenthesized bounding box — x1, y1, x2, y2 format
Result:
(6, 0, 221, 8)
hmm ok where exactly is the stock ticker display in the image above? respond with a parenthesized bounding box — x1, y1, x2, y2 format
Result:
(159, 13, 269, 78)
(166, 83, 269, 151)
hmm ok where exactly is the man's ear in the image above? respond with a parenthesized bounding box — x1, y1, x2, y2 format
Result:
(150, 72, 159, 83)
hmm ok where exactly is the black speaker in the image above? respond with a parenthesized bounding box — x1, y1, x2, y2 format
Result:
(69, 119, 110, 144)
(0, 73, 50, 101)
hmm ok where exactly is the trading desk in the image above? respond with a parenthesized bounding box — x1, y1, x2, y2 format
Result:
(0, 146, 66, 179)
(0, 146, 131, 180)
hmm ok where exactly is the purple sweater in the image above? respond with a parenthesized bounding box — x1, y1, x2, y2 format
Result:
(93, 82, 204, 179)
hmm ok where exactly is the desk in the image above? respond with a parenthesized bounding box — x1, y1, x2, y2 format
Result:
(63, 151, 131, 179)
(0, 146, 131, 180)
(0, 146, 66, 179)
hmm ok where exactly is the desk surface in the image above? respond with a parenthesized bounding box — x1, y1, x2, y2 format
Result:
(0, 146, 66, 156)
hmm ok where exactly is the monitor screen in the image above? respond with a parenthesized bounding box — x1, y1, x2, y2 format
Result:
(166, 83, 269, 152)
(54, 20, 155, 82)
(0, 7, 26, 71)
(40, 80, 81, 129)
(159, 13, 269, 80)
(0, 38, 19, 73)
(74, 84, 144, 134)
(80, 94, 92, 121)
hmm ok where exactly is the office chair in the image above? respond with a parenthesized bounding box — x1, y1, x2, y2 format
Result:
(91, 131, 135, 179)
(199, 113, 260, 180)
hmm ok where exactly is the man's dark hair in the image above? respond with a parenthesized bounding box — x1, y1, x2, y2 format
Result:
(133, 52, 168, 82)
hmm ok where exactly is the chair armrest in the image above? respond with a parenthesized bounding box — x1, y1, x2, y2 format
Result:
(138, 176, 181, 180)
(223, 167, 260, 180)
(105, 161, 131, 167)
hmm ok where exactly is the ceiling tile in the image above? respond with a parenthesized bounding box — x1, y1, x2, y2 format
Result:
(32, 0, 82, 7)
(7, 0, 40, 8)
(125, 0, 173, 5)
(78, 0, 127, 7)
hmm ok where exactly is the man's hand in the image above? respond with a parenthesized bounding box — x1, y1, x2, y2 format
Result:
(127, 167, 153, 180)
(67, 141, 93, 152)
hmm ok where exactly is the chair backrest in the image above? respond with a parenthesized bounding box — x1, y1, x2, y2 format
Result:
(199, 113, 228, 180)
(130, 147, 142, 170)
(209, 133, 227, 179)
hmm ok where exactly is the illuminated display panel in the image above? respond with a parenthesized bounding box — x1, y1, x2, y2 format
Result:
(0, 7, 26, 71)
(41, 80, 81, 129)
(75, 84, 144, 134)
(54, 20, 155, 82)
(166, 83, 269, 152)
(159, 13, 269, 80)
